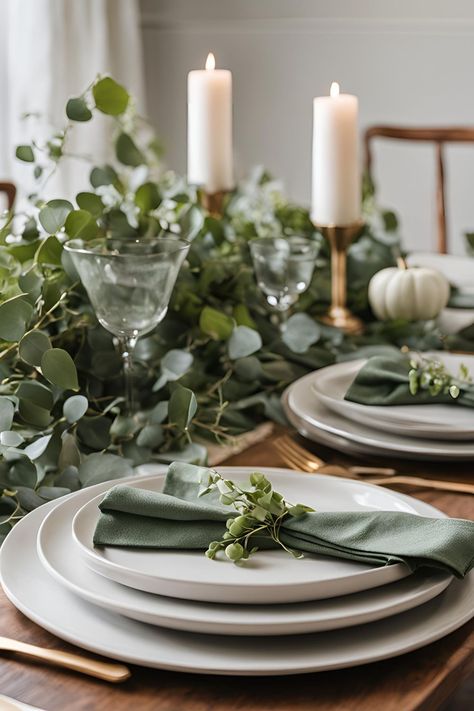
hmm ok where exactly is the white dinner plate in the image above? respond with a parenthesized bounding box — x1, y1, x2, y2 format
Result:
(70, 467, 445, 603)
(1, 487, 473, 676)
(311, 353, 474, 440)
(286, 373, 474, 461)
(37, 473, 451, 635)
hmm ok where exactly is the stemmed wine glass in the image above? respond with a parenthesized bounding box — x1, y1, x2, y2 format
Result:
(65, 236, 190, 413)
(249, 236, 318, 324)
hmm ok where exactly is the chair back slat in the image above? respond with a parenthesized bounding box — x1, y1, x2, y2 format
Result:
(0, 182, 16, 210)
(363, 126, 474, 253)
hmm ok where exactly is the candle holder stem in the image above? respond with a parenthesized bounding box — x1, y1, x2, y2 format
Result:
(199, 189, 230, 218)
(315, 221, 365, 335)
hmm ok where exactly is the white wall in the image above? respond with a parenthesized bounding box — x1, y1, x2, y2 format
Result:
(140, 0, 474, 254)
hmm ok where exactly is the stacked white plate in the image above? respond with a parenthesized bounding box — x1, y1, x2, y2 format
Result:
(283, 352, 474, 461)
(1, 465, 473, 675)
(407, 252, 474, 334)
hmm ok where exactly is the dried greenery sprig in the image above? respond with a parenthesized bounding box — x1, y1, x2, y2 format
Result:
(199, 470, 314, 564)
(408, 355, 471, 399)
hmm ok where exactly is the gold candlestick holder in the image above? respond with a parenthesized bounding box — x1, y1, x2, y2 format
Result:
(199, 189, 230, 218)
(314, 220, 365, 335)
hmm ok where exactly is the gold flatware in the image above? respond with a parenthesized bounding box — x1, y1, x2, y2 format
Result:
(0, 636, 131, 683)
(274, 435, 474, 495)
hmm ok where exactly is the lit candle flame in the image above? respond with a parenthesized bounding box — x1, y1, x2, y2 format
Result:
(330, 81, 340, 98)
(205, 52, 216, 71)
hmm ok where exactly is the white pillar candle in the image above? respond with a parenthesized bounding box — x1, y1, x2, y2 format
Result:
(311, 82, 360, 226)
(187, 52, 234, 194)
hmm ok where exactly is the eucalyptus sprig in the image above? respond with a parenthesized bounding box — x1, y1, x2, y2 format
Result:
(408, 356, 471, 399)
(199, 470, 314, 564)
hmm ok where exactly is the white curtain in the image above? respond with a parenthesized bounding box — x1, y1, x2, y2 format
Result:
(0, 0, 145, 203)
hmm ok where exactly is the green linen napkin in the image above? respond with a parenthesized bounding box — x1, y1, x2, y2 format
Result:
(344, 355, 474, 408)
(93, 462, 474, 578)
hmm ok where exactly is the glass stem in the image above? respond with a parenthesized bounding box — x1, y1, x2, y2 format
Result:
(118, 335, 138, 415)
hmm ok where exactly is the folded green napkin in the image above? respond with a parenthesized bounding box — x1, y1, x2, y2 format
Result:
(94, 462, 474, 578)
(344, 355, 474, 408)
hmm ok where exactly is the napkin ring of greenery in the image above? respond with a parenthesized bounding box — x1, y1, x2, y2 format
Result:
(199, 470, 313, 563)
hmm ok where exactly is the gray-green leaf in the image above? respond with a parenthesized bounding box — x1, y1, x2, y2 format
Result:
(228, 326, 262, 360)
(19, 330, 52, 366)
(63, 395, 88, 423)
(168, 385, 197, 431)
(38, 199, 73, 234)
(282, 313, 321, 354)
(115, 133, 145, 167)
(0, 296, 33, 342)
(66, 97, 92, 122)
(41, 348, 79, 391)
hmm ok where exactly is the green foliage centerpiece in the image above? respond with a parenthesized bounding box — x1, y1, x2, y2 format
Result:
(0, 76, 461, 539)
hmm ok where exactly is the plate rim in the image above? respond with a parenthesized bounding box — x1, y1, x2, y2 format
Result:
(287, 373, 474, 457)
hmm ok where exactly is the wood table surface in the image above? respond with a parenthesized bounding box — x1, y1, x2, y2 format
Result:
(0, 428, 473, 711)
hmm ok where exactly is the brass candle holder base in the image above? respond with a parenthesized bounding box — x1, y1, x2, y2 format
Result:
(199, 189, 231, 218)
(314, 220, 365, 335)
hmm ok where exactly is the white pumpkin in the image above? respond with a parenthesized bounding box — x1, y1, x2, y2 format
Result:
(368, 265, 450, 321)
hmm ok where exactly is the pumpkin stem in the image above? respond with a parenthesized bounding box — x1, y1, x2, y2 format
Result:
(396, 255, 408, 270)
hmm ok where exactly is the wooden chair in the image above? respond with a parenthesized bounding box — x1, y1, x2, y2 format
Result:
(0, 182, 16, 210)
(363, 126, 474, 254)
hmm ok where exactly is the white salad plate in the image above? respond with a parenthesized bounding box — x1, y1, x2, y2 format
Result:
(310, 353, 474, 440)
(285, 372, 474, 461)
(1, 480, 473, 676)
(70, 467, 444, 604)
(37, 473, 452, 636)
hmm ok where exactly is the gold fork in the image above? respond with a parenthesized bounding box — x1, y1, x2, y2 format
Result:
(274, 435, 474, 495)
(0, 636, 131, 682)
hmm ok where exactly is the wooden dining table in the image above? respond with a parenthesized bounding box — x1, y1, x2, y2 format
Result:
(0, 427, 473, 711)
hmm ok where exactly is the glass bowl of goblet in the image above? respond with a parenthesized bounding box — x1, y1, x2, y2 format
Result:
(64, 235, 190, 413)
(249, 236, 318, 322)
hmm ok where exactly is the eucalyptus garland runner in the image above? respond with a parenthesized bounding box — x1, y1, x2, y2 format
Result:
(0, 76, 469, 540)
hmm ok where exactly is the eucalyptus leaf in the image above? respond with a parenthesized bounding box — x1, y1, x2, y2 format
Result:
(93, 77, 129, 116)
(63, 394, 88, 423)
(228, 326, 262, 360)
(77, 416, 111, 450)
(35, 235, 63, 265)
(78, 452, 132, 486)
(0, 431, 24, 447)
(169, 385, 197, 430)
(23, 434, 52, 460)
(153, 349, 193, 391)
(38, 199, 73, 234)
(136, 423, 164, 449)
(15, 145, 35, 162)
(199, 306, 234, 340)
(0, 296, 33, 341)
(76, 192, 104, 218)
(41, 348, 79, 391)
(90, 165, 118, 188)
(66, 97, 92, 122)
(116, 132, 145, 167)
(0, 398, 15, 432)
(135, 182, 160, 212)
(19, 330, 51, 366)
(282, 313, 321, 354)
(156, 442, 207, 466)
(65, 210, 99, 241)
(37, 486, 71, 500)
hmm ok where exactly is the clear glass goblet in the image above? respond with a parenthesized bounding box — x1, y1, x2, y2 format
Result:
(64, 236, 190, 413)
(249, 236, 318, 323)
